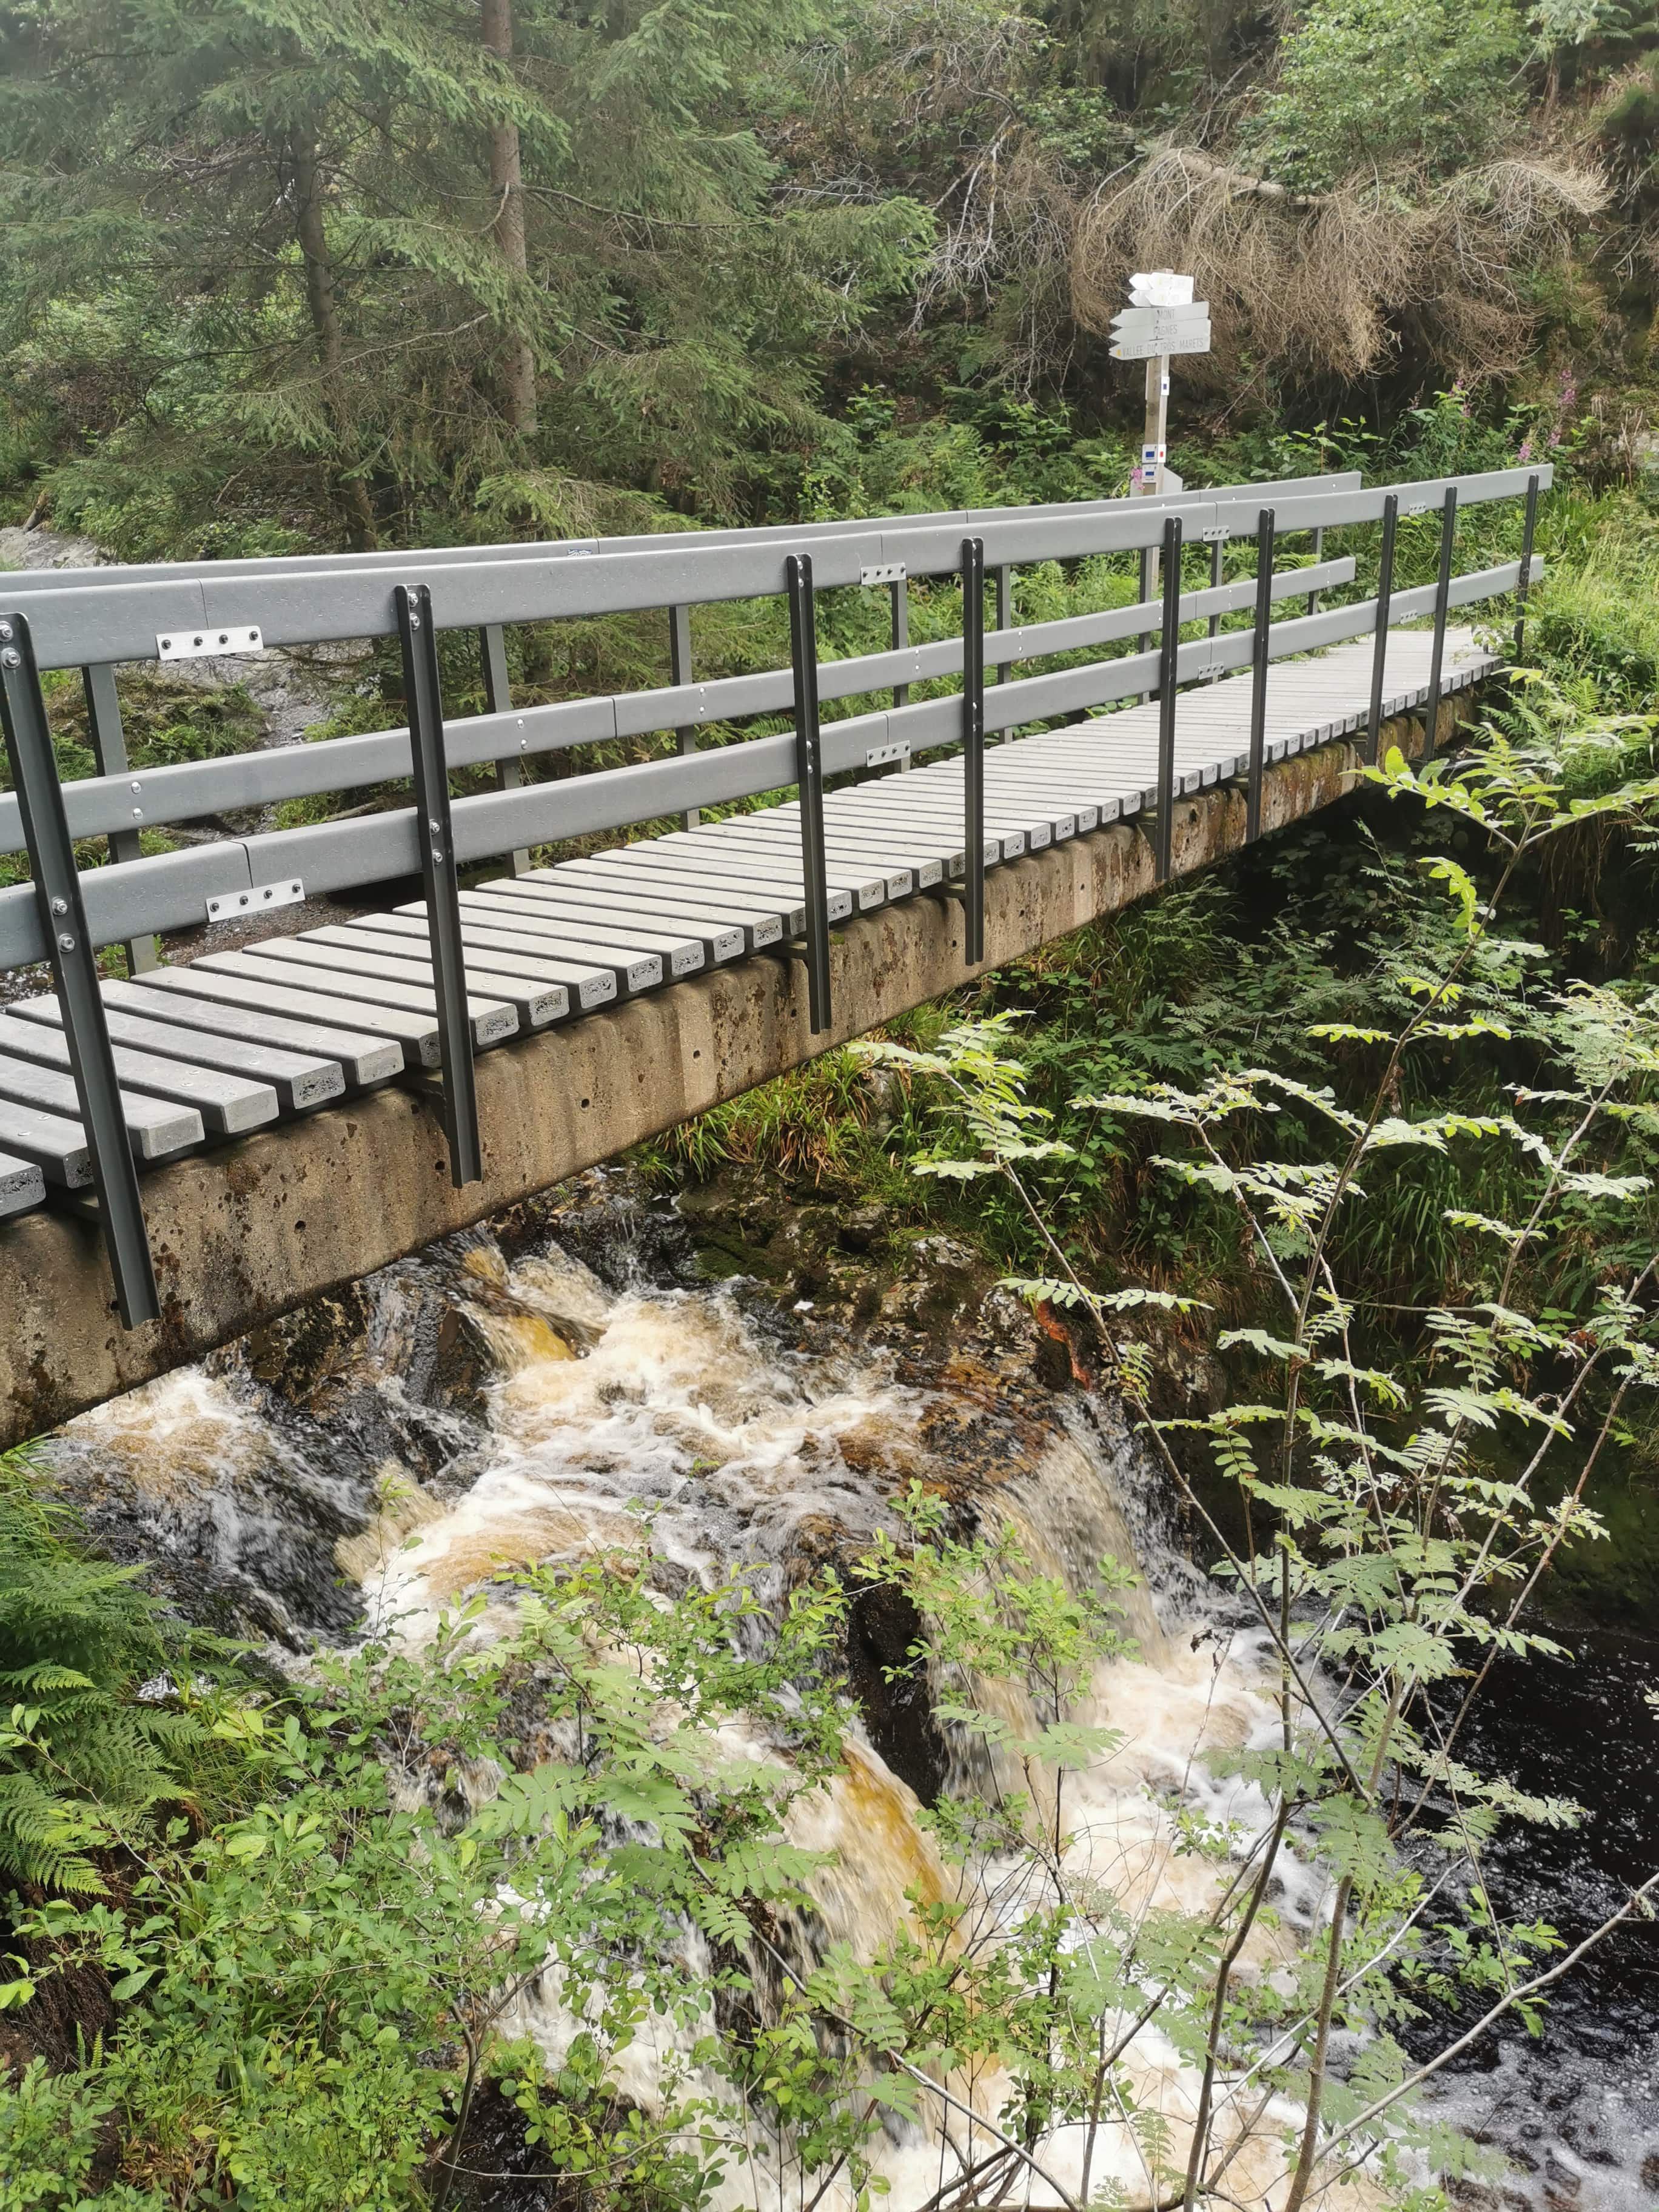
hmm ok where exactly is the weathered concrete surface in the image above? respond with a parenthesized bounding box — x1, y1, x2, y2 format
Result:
(0, 697, 1473, 1444)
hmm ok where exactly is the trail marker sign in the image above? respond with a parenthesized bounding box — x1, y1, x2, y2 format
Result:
(1118, 269, 1208, 498)
(1128, 271, 1195, 307)
(1110, 305, 1210, 361)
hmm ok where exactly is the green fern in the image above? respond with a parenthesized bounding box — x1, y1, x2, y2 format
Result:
(0, 1445, 209, 1900)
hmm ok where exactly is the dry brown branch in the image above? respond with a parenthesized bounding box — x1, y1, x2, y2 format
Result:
(1070, 145, 1609, 386)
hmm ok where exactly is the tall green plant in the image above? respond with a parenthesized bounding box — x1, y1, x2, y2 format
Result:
(0, 1446, 207, 1897)
(854, 709, 1659, 2204)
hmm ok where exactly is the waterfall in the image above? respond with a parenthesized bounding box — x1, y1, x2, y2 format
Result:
(39, 1173, 1655, 2210)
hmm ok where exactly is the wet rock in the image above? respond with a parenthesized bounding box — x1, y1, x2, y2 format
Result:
(240, 1283, 374, 1403)
(836, 1202, 889, 1253)
(844, 1579, 950, 1807)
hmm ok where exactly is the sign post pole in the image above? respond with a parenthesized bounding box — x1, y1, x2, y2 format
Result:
(1118, 272, 1202, 674)
(1141, 354, 1169, 498)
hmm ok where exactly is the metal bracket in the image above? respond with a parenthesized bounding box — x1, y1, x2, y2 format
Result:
(1201, 527, 1230, 544)
(157, 625, 264, 662)
(1403, 501, 1432, 518)
(865, 740, 910, 769)
(207, 877, 304, 925)
(860, 563, 907, 588)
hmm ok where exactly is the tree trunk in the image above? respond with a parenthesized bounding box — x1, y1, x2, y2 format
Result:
(481, 0, 538, 435)
(290, 135, 378, 551)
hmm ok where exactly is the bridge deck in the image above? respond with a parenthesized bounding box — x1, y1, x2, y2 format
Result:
(0, 626, 1491, 1220)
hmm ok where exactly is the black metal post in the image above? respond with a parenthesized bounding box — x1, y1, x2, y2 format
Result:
(1246, 510, 1275, 843)
(1307, 524, 1324, 618)
(785, 555, 832, 1035)
(82, 663, 158, 974)
(1514, 471, 1541, 661)
(1423, 486, 1458, 756)
(0, 613, 159, 1327)
(668, 603, 700, 829)
(994, 563, 1013, 690)
(398, 584, 482, 1188)
(478, 623, 530, 874)
(961, 537, 986, 965)
(1365, 494, 1398, 767)
(1154, 515, 1182, 883)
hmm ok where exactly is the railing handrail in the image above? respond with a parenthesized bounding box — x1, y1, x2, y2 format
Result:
(0, 463, 1550, 970)
(0, 554, 1363, 859)
(8, 468, 1543, 673)
(0, 471, 1364, 597)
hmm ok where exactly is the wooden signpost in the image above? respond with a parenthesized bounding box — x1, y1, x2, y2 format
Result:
(1113, 271, 1209, 497)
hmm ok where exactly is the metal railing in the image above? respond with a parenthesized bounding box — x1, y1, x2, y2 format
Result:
(0, 463, 1546, 1326)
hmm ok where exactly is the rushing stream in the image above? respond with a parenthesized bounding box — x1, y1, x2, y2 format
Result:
(37, 1174, 1659, 2210)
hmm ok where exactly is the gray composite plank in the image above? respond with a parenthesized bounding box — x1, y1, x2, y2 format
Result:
(817, 799, 976, 874)
(428, 897, 663, 994)
(823, 783, 1035, 851)
(529, 859, 786, 945)
(197, 946, 518, 1047)
(297, 925, 569, 1030)
(12, 995, 347, 1114)
(649, 832, 876, 912)
(0, 1102, 94, 1188)
(911, 752, 1132, 814)
(920, 738, 1194, 805)
(745, 805, 950, 883)
(706, 814, 925, 894)
(475, 876, 746, 964)
(833, 785, 1043, 851)
(695, 819, 916, 899)
(814, 794, 1001, 870)
(0, 1052, 203, 1161)
(153, 962, 443, 1068)
(119, 975, 403, 1087)
(339, 911, 616, 1010)
(458, 888, 702, 979)
(901, 763, 1088, 832)
(580, 848, 847, 927)
(543, 856, 798, 940)
(0, 1149, 46, 1216)
(0, 1012, 278, 1136)
(674, 825, 891, 908)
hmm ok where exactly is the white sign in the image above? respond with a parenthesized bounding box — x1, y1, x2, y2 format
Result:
(1128, 270, 1195, 307)
(1110, 326, 1212, 361)
(1111, 304, 1210, 341)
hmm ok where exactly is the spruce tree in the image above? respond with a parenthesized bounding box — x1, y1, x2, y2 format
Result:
(0, 0, 929, 550)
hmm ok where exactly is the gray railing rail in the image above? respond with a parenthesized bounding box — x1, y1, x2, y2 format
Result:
(0, 462, 1548, 1325)
(0, 472, 1365, 600)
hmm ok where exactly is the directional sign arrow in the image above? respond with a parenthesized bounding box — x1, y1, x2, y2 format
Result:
(1110, 304, 1211, 340)
(1110, 326, 1212, 361)
(1129, 271, 1195, 306)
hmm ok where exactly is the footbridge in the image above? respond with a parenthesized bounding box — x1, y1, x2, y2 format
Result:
(0, 464, 1546, 1441)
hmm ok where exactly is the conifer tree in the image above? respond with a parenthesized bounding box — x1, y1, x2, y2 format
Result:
(0, 0, 928, 549)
